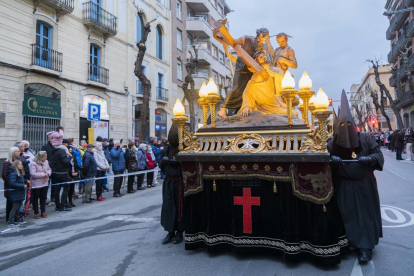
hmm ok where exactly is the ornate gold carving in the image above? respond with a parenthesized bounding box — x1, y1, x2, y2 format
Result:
(276, 166, 283, 173)
(231, 165, 236, 171)
(220, 165, 225, 171)
(253, 164, 259, 171)
(300, 128, 325, 153)
(299, 172, 329, 194)
(242, 164, 248, 171)
(182, 131, 201, 153)
(209, 166, 215, 171)
(222, 133, 273, 153)
(264, 165, 270, 172)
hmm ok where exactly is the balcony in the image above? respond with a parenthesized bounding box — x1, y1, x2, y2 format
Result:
(388, 35, 409, 63)
(88, 64, 109, 85)
(82, 1, 117, 37)
(186, 17, 213, 38)
(406, 18, 414, 38)
(156, 87, 168, 102)
(136, 80, 144, 95)
(397, 64, 409, 80)
(390, 4, 410, 32)
(186, 0, 209, 13)
(31, 44, 62, 73)
(386, 25, 396, 40)
(40, 0, 74, 14)
(389, 75, 396, 87)
(405, 0, 414, 7)
(396, 90, 414, 109)
(186, 45, 212, 65)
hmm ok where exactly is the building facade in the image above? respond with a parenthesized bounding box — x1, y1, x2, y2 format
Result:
(0, 0, 172, 160)
(385, 0, 414, 129)
(170, 0, 233, 130)
(350, 66, 396, 131)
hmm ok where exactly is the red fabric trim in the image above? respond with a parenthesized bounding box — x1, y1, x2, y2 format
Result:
(234, 188, 260, 234)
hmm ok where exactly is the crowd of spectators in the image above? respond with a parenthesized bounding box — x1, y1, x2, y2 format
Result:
(369, 127, 414, 161)
(1, 128, 166, 227)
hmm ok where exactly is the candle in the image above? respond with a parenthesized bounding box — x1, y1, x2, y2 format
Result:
(173, 98, 185, 116)
(298, 71, 312, 90)
(199, 82, 208, 97)
(282, 70, 295, 89)
(314, 88, 330, 109)
(206, 77, 218, 95)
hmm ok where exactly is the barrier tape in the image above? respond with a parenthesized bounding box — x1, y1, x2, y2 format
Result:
(1, 169, 160, 192)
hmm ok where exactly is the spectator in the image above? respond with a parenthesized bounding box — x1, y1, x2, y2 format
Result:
(29, 151, 51, 219)
(2, 146, 20, 222)
(69, 138, 82, 196)
(146, 144, 156, 188)
(67, 147, 80, 207)
(102, 138, 112, 192)
(110, 140, 125, 197)
(405, 128, 414, 161)
(21, 140, 36, 163)
(7, 160, 29, 226)
(96, 136, 103, 142)
(125, 142, 138, 193)
(389, 131, 395, 152)
(41, 138, 55, 203)
(93, 142, 109, 201)
(82, 144, 97, 203)
(108, 138, 115, 152)
(150, 137, 164, 179)
(135, 134, 140, 146)
(18, 141, 31, 181)
(51, 139, 72, 212)
(47, 126, 71, 156)
(394, 130, 405, 160)
(137, 143, 147, 190)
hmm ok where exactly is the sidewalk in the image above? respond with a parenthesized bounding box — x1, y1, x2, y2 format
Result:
(0, 171, 162, 217)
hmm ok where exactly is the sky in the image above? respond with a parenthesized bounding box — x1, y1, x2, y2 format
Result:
(225, 0, 390, 106)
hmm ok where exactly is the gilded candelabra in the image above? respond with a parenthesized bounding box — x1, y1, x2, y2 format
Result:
(281, 89, 298, 127)
(312, 109, 332, 153)
(297, 90, 315, 125)
(172, 116, 188, 151)
(207, 94, 221, 128)
(309, 103, 316, 126)
(197, 97, 209, 126)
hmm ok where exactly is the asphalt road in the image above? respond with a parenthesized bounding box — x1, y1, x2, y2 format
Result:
(0, 149, 413, 276)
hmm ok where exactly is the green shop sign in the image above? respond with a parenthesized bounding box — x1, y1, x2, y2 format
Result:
(23, 94, 61, 119)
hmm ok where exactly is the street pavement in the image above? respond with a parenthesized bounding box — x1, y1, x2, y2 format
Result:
(0, 150, 413, 276)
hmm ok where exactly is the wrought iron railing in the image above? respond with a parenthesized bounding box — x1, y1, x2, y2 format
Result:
(156, 87, 168, 101)
(136, 80, 144, 95)
(82, 1, 117, 35)
(31, 44, 63, 72)
(88, 63, 109, 85)
(45, 0, 74, 12)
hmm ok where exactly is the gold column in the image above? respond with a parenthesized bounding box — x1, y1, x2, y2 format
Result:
(298, 106, 304, 122)
(172, 116, 188, 151)
(312, 109, 332, 153)
(309, 103, 316, 126)
(297, 90, 315, 125)
(197, 97, 209, 126)
(207, 95, 221, 128)
(281, 89, 298, 126)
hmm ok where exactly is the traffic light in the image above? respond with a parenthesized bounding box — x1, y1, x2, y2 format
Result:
(328, 98, 333, 106)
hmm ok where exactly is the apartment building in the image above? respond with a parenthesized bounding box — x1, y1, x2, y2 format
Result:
(385, 0, 414, 128)
(170, 0, 233, 130)
(0, 0, 172, 158)
(350, 66, 396, 130)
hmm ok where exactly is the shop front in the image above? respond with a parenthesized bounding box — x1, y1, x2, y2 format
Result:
(155, 108, 167, 139)
(79, 94, 110, 143)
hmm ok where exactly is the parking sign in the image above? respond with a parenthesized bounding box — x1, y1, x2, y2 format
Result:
(88, 103, 101, 121)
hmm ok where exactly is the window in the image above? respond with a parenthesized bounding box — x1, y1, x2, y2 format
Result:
(219, 51, 224, 63)
(89, 44, 101, 81)
(176, 1, 182, 20)
(136, 66, 145, 95)
(136, 14, 144, 42)
(156, 25, 163, 60)
(177, 60, 182, 80)
(177, 29, 183, 51)
(212, 45, 218, 58)
(35, 21, 51, 68)
(218, 3, 224, 15)
(158, 73, 164, 89)
(212, 71, 218, 83)
(187, 36, 192, 47)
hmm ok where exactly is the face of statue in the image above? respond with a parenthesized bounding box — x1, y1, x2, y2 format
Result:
(256, 54, 268, 65)
(255, 33, 268, 45)
(277, 36, 288, 49)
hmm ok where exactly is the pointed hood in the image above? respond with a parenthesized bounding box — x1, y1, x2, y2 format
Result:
(335, 90, 359, 149)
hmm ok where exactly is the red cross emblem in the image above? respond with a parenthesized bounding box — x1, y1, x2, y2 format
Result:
(234, 187, 261, 234)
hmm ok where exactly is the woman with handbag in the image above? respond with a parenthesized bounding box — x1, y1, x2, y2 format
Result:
(125, 142, 139, 193)
(29, 151, 51, 219)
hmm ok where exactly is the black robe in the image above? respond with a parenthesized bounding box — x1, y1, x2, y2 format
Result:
(160, 147, 184, 233)
(328, 132, 384, 249)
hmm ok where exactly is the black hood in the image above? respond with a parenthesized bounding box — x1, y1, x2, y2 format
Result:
(335, 90, 359, 149)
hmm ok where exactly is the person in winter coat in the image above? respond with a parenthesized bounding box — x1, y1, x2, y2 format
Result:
(137, 143, 147, 190)
(41, 138, 55, 202)
(51, 139, 72, 212)
(67, 147, 80, 207)
(404, 128, 414, 161)
(21, 140, 36, 163)
(8, 160, 30, 226)
(17, 141, 31, 182)
(47, 126, 71, 156)
(2, 147, 21, 222)
(108, 138, 115, 152)
(69, 138, 82, 196)
(146, 144, 156, 188)
(394, 130, 405, 160)
(125, 142, 138, 193)
(102, 138, 112, 192)
(110, 140, 126, 197)
(93, 142, 110, 201)
(82, 144, 97, 203)
(29, 151, 51, 219)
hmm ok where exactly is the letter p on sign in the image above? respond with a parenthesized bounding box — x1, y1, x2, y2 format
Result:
(88, 103, 101, 121)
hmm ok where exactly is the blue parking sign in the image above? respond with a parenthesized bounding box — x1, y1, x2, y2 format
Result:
(88, 103, 101, 121)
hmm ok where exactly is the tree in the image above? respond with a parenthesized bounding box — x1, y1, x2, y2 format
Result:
(133, 3, 156, 141)
(352, 104, 367, 131)
(370, 88, 392, 131)
(367, 59, 404, 129)
(181, 45, 199, 133)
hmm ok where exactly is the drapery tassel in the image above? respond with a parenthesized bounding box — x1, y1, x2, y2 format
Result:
(323, 204, 327, 212)
(273, 182, 277, 193)
(213, 179, 216, 192)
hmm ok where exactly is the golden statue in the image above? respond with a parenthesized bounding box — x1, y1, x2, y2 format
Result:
(238, 52, 298, 118)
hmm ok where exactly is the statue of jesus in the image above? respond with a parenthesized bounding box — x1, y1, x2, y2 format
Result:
(238, 51, 298, 118)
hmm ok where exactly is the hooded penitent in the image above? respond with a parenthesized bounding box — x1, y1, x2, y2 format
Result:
(335, 90, 359, 149)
